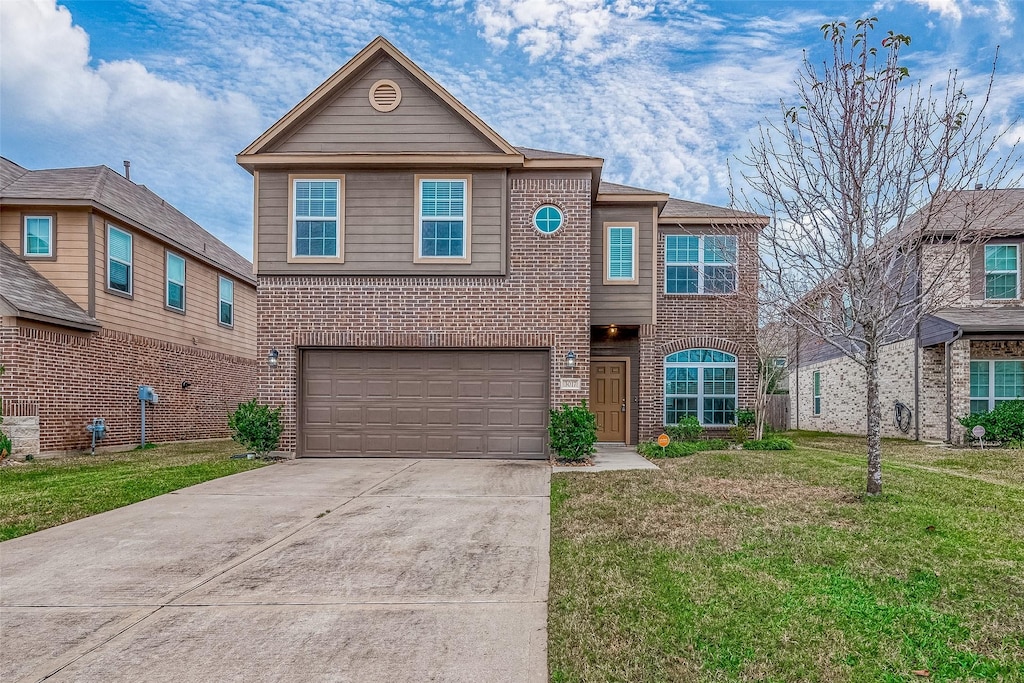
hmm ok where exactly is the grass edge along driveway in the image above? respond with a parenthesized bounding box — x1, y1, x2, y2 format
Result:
(0, 440, 266, 541)
(548, 436, 1024, 682)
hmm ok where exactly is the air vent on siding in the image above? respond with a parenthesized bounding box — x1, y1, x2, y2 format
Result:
(369, 79, 402, 112)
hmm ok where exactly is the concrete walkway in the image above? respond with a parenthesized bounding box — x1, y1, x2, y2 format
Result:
(552, 443, 660, 473)
(0, 459, 550, 683)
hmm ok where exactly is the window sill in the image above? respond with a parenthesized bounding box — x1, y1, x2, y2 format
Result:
(164, 305, 187, 316)
(105, 287, 134, 301)
(218, 321, 234, 330)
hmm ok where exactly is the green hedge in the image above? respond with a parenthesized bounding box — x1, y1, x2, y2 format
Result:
(638, 438, 730, 458)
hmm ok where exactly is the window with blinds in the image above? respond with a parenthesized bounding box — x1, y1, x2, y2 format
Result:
(605, 224, 636, 283)
(107, 225, 133, 294)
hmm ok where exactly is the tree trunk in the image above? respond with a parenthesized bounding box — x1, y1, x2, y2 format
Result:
(865, 343, 883, 496)
(754, 362, 766, 440)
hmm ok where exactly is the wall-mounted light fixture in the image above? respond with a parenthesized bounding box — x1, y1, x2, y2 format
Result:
(565, 350, 577, 370)
(181, 381, 192, 390)
(267, 348, 280, 368)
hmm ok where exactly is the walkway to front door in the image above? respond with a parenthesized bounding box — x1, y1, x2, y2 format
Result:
(590, 360, 627, 442)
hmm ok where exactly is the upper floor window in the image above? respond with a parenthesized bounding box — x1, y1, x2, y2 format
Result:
(107, 225, 133, 295)
(664, 349, 737, 426)
(605, 223, 638, 284)
(533, 205, 563, 234)
(166, 252, 186, 312)
(219, 277, 234, 327)
(291, 177, 343, 260)
(985, 244, 1019, 300)
(23, 215, 54, 257)
(416, 176, 470, 262)
(970, 360, 1023, 414)
(665, 235, 737, 294)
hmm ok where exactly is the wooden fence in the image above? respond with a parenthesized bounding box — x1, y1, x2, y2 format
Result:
(765, 394, 790, 431)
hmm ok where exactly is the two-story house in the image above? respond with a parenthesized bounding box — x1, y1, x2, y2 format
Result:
(241, 37, 764, 459)
(789, 189, 1024, 442)
(0, 158, 258, 456)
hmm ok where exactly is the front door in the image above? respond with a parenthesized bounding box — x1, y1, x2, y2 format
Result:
(590, 361, 626, 442)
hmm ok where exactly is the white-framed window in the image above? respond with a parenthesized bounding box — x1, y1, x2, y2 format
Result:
(605, 223, 637, 284)
(665, 234, 737, 294)
(23, 215, 53, 257)
(970, 359, 1024, 413)
(291, 178, 341, 258)
(166, 252, 186, 312)
(218, 276, 234, 327)
(664, 349, 737, 426)
(107, 225, 133, 295)
(533, 205, 563, 234)
(812, 371, 822, 415)
(985, 244, 1020, 300)
(417, 177, 469, 260)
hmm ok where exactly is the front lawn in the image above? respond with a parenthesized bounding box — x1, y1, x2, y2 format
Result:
(0, 440, 267, 540)
(549, 435, 1024, 681)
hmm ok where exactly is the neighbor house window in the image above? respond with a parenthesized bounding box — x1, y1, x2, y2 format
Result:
(970, 359, 1024, 414)
(166, 252, 186, 312)
(985, 244, 1020, 300)
(416, 177, 469, 261)
(291, 177, 342, 259)
(218, 276, 234, 327)
(664, 349, 737, 426)
(812, 371, 822, 415)
(107, 225, 133, 295)
(665, 235, 737, 294)
(23, 215, 53, 257)
(605, 223, 638, 284)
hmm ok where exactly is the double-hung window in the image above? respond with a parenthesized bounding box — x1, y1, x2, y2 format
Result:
(107, 225, 133, 295)
(290, 177, 343, 261)
(166, 252, 186, 312)
(23, 215, 54, 257)
(664, 349, 737, 426)
(665, 235, 737, 294)
(970, 359, 1024, 413)
(605, 223, 638, 284)
(218, 277, 234, 327)
(416, 176, 470, 262)
(985, 244, 1020, 300)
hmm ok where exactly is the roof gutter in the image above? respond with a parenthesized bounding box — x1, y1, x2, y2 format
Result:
(944, 327, 964, 443)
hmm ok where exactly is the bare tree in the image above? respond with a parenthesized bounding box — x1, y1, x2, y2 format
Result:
(737, 17, 1021, 495)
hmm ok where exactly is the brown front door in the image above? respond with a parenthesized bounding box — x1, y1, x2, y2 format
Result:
(590, 361, 626, 442)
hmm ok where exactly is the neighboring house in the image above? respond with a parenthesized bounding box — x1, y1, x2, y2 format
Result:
(789, 190, 1024, 442)
(0, 158, 258, 456)
(240, 36, 764, 459)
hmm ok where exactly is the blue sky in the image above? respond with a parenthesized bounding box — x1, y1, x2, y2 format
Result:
(2, 0, 1021, 259)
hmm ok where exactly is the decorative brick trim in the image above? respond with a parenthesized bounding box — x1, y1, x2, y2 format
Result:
(17, 326, 256, 365)
(293, 331, 557, 348)
(3, 400, 39, 417)
(661, 336, 740, 356)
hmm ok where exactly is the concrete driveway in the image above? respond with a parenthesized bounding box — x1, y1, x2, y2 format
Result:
(0, 459, 550, 682)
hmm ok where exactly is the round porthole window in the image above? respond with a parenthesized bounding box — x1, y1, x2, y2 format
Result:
(533, 205, 563, 234)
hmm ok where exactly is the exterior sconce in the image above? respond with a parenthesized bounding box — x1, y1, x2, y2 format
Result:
(267, 348, 280, 368)
(565, 350, 576, 370)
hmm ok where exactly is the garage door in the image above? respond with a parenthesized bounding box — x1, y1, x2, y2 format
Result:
(300, 349, 550, 458)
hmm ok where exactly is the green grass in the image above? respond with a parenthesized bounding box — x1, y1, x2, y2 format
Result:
(550, 434, 1024, 681)
(0, 440, 267, 540)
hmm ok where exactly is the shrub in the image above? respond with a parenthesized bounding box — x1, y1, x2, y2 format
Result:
(728, 425, 749, 444)
(549, 401, 597, 462)
(744, 436, 795, 451)
(638, 438, 730, 458)
(0, 429, 10, 461)
(666, 416, 702, 442)
(735, 408, 756, 427)
(228, 400, 284, 459)
(960, 400, 1024, 447)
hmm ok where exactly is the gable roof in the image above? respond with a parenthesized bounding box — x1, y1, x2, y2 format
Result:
(660, 197, 767, 226)
(0, 242, 99, 331)
(0, 157, 255, 284)
(240, 36, 520, 159)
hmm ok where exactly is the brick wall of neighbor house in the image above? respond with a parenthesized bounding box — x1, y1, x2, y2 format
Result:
(0, 323, 257, 454)
(256, 172, 593, 455)
(637, 228, 760, 440)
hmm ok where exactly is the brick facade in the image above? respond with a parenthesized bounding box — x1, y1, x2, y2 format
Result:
(257, 174, 593, 456)
(0, 322, 257, 455)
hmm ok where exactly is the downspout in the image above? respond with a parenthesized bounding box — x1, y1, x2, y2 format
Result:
(944, 328, 964, 443)
(794, 328, 800, 430)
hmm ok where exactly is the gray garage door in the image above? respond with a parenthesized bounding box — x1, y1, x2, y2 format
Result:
(300, 349, 550, 458)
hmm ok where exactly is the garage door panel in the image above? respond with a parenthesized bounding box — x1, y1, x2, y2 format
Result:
(305, 378, 333, 399)
(518, 409, 547, 427)
(335, 406, 362, 426)
(334, 379, 364, 399)
(304, 406, 333, 426)
(427, 380, 455, 399)
(395, 434, 426, 453)
(426, 408, 454, 426)
(487, 354, 516, 371)
(458, 381, 485, 398)
(456, 408, 483, 427)
(304, 433, 333, 454)
(518, 380, 546, 400)
(486, 435, 514, 455)
(518, 353, 548, 372)
(395, 407, 423, 426)
(488, 408, 514, 427)
(517, 435, 545, 453)
(426, 434, 455, 453)
(396, 380, 425, 399)
(332, 433, 362, 453)
(487, 381, 514, 399)
(456, 435, 484, 454)
(365, 407, 393, 425)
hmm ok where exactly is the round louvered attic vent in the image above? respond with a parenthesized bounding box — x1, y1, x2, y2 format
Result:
(369, 79, 402, 112)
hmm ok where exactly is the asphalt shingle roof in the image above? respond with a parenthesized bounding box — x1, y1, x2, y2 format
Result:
(0, 242, 99, 330)
(660, 197, 764, 221)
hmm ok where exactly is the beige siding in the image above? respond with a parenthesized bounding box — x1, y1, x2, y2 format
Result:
(591, 205, 654, 325)
(257, 169, 504, 275)
(93, 218, 257, 359)
(270, 56, 500, 154)
(0, 207, 91, 311)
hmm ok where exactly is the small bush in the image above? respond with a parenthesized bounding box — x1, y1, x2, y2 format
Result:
(666, 416, 702, 442)
(735, 408, 756, 427)
(728, 425, 748, 444)
(228, 400, 284, 459)
(0, 428, 11, 461)
(960, 400, 1024, 448)
(549, 401, 597, 462)
(744, 436, 795, 451)
(638, 438, 730, 458)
